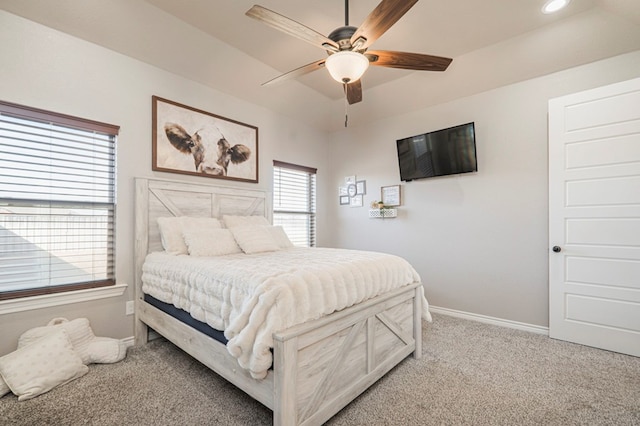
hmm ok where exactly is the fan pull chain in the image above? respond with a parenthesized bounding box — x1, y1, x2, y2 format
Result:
(344, 85, 349, 127)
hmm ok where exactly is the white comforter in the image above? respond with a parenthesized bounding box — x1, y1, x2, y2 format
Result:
(142, 247, 429, 379)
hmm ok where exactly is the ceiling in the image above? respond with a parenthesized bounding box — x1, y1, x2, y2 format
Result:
(1, 0, 640, 132)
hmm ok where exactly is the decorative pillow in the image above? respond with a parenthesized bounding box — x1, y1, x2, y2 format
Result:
(183, 228, 242, 256)
(0, 329, 89, 401)
(268, 226, 295, 249)
(157, 216, 222, 255)
(18, 317, 126, 366)
(19, 317, 96, 365)
(231, 226, 280, 254)
(0, 377, 9, 398)
(222, 215, 270, 229)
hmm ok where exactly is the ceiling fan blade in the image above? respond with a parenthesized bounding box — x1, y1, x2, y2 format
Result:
(262, 58, 326, 86)
(350, 0, 418, 50)
(345, 79, 363, 105)
(366, 50, 452, 71)
(246, 5, 339, 52)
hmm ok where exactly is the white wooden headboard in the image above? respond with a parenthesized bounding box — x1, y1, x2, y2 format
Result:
(134, 178, 271, 299)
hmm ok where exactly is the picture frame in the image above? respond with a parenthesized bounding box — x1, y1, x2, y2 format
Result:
(356, 180, 367, 195)
(350, 194, 363, 208)
(345, 175, 356, 185)
(152, 96, 258, 183)
(339, 195, 350, 205)
(339, 186, 348, 196)
(381, 185, 401, 206)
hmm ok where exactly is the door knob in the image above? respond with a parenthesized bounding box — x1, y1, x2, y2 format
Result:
(552, 246, 561, 253)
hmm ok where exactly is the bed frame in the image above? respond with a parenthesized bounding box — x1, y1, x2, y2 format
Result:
(134, 177, 423, 426)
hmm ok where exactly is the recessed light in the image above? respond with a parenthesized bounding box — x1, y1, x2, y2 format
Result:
(542, 0, 571, 14)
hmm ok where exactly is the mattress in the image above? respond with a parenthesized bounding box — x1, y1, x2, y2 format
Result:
(144, 294, 227, 344)
(142, 247, 428, 379)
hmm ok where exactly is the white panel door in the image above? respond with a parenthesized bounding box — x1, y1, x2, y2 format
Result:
(549, 77, 640, 356)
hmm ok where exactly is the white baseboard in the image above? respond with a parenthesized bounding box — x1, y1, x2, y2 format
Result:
(429, 306, 549, 335)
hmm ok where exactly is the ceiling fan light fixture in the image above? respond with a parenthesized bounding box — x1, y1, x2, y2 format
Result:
(542, 0, 571, 14)
(325, 51, 370, 84)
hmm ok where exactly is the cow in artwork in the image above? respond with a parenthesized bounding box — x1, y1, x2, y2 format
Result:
(164, 123, 251, 176)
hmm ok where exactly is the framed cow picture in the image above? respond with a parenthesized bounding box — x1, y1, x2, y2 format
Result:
(152, 96, 258, 183)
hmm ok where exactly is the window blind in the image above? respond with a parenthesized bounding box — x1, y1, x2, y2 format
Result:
(273, 160, 316, 247)
(0, 101, 118, 300)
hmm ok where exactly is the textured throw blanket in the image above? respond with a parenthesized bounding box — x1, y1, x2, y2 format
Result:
(142, 247, 430, 379)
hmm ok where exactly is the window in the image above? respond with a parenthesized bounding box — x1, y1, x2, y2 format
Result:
(273, 160, 316, 247)
(0, 101, 118, 301)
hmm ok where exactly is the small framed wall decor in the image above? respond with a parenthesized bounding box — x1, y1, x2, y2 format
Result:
(381, 185, 401, 206)
(339, 195, 350, 205)
(356, 180, 366, 195)
(345, 175, 356, 185)
(350, 194, 363, 207)
(347, 183, 357, 197)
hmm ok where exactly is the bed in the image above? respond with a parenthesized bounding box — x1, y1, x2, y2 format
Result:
(134, 177, 427, 425)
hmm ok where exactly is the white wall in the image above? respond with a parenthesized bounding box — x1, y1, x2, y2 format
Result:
(328, 50, 640, 327)
(0, 11, 331, 355)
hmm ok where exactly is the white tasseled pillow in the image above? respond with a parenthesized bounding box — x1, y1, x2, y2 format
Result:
(0, 329, 88, 401)
(231, 226, 280, 254)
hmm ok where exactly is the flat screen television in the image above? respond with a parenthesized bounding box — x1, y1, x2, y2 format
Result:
(396, 122, 477, 182)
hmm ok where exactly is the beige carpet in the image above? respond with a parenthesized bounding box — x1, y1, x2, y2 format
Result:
(1, 313, 639, 425)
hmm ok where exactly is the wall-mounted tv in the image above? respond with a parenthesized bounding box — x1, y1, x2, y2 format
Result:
(396, 122, 477, 182)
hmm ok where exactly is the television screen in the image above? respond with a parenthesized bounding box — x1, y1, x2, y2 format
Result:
(396, 122, 477, 182)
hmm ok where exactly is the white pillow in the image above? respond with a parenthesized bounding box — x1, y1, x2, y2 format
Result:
(157, 216, 222, 255)
(231, 226, 280, 254)
(0, 377, 9, 398)
(0, 329, 89, 401)
(18, 317, 96, 365)
(222, 215, 270, 229)
(183, 228, 242, 256)
(268, 226, 295, 249)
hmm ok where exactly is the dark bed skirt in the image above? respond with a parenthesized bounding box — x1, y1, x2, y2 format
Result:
(143, 294, 228, 345)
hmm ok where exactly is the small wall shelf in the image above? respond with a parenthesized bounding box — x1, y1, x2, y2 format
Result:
(369, 208, 397, 219)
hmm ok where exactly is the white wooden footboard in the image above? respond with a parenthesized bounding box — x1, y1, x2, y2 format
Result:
(273, 282, 422, 426)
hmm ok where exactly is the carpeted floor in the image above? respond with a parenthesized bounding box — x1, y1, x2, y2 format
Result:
(1, 313, 639, 425)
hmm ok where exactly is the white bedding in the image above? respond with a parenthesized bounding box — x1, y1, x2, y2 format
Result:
(141, 247, 430, 379)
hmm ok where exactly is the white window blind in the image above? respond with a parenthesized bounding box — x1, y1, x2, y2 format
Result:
(0, 101, 118, 300)
(273, 160, 317, 247)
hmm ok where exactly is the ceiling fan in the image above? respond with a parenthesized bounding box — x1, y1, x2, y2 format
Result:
(246, 0, 453, 106)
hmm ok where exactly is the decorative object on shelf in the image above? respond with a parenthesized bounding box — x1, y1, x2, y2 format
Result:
(369, 208, 397, 219)
(152, 96, 258, 183)
(370, 200, 385, 209)
(369, 200, 396, 218)
(381, 185, 401, 206)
